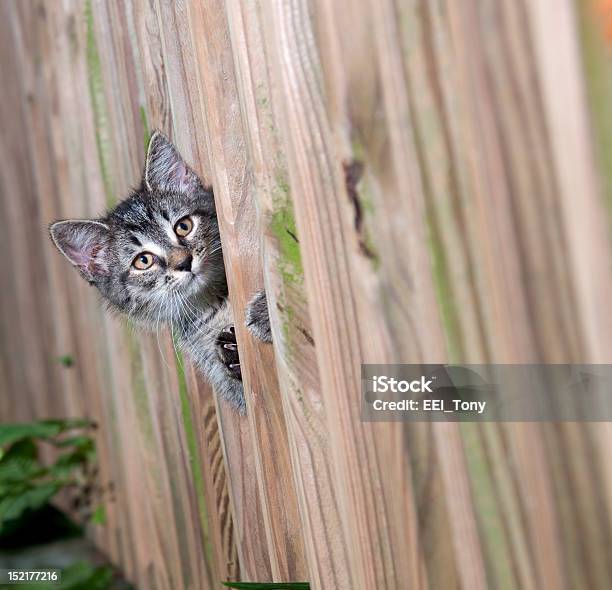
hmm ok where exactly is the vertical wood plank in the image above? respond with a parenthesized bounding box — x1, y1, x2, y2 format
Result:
(187, 0, 308, 581)
(256, 0, 446, 587)
(4, 0, 612, 588)
(224, 0, 353, 587)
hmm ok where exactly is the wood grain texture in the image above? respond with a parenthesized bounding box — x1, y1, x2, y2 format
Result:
(0, 0, 237, 587)
(186, 0, 308, 580)
(224, 0, 352, 586)
(255, 1, 441, 587)
(3, 0, 612, 588)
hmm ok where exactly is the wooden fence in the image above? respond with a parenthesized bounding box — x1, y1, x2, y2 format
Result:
(2, 0, 612, 588)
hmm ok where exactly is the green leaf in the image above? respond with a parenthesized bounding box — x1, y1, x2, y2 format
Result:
(0, 420, 97, 535)
(16, 561, 115, 590)
(39, 418, 95, 431)
(2, 438, 38, 461)
(222, 584, 310, 590)
(56, 354, 75, 367)
(91, 504, 106, 525)
(0, 454, 46, 484)
(51, 436, 96, 464)
(0, 419, 94, 448)
(52, 436, 95, 450)
(0, 423, 61, 447)
(0, 439, 45, 485)
(58, 561, 114, 590)
(49, 449, 89, 479)
(0, 482, 59, 526)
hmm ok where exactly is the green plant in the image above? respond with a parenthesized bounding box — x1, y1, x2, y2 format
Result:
(56, 354, 75, 368)
(222, 583, 310, 589)
(0, 418, 96, 532)
(54, 561, 114, 589)
(16, 561, 115, 590)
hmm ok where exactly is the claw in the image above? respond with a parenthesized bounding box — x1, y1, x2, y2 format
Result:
(228, 362, 241, 378)
(224, 343, 238, 351)
(223, 325, 235, 334)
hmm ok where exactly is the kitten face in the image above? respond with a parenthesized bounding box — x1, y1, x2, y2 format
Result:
(50, 132, 226, 327)
(100, 188, 223, 324)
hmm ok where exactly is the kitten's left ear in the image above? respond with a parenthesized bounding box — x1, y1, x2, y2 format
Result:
(49, 219, 111, 283)
(144, 130, 201, 194)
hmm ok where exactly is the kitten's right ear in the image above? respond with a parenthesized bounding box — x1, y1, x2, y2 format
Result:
(144, 130, 201, 194)
(49, 220, 111, 283)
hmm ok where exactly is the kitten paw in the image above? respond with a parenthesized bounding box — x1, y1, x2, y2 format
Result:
(246, 290, 272, 343)
(216, 325, 242, 381)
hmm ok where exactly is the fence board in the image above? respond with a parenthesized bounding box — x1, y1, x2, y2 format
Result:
(3, 0, 612, 589)
(187, 0, 308, 580)
(224, 0, 354, 587)
(253, 1, 439, 587)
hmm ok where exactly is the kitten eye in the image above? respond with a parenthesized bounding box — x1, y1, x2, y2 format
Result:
(174, 216, 193, 237)
(133, 252, 154, 270)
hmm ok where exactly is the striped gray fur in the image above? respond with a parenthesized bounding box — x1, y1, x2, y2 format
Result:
(49, 131, 270, 413)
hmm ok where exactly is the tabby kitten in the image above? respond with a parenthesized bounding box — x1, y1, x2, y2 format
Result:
(49, 131, 270, 412)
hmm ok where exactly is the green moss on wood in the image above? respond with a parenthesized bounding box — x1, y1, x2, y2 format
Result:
(56, 354, 74, 368)
(425, 210, 463, 362)
(85, 0, 114, 206)
(255, 83, 275, 133)
(139, 106, 151, 153)
(173, 345, 215, 567)
(351, 136, 366, 163)
(268, 175, 308, 349)
(269, 176, 304, 287)
(124, 329, 154, 446)
(577, 0, 612, 224)
(461, 423, 517, 590)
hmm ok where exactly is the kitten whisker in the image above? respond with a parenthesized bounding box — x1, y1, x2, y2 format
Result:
(177, 293, 227, 350)
(48, 131, 256, 412)
(174, 291, 219, 347)
(155, 298, 173, 372)
(170, 292, 184, 369)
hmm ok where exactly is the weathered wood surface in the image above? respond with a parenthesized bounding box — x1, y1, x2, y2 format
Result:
(3, 0, 612, 589)
(1, 1, 234, 587)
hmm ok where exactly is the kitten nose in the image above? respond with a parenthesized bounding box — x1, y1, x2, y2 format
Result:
(176, 254, 192, 272)
(170, 250, 192, 272)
